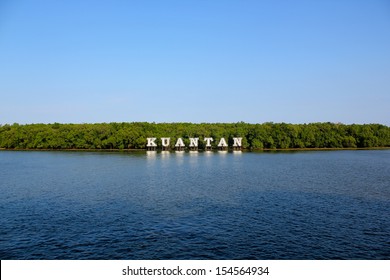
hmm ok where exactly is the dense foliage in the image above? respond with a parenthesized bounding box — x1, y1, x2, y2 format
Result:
(0, 122, 389, 150)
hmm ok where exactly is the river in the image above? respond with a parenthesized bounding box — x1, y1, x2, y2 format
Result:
(0, 150, 389, 259)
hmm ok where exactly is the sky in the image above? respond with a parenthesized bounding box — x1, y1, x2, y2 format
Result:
(0, 0, 389, 125)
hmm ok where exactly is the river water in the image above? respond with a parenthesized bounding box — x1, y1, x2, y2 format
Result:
(0, 150, 389, 259)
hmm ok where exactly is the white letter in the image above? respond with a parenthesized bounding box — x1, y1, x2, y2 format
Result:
(146, 138, 157, 147)
(233, 137, 242, 147)
(161, 138, 170, 147)
(189, 138, 199, 147)
(175, 138, 185, 147)
(217, 138, 228, 147)
(204, 137, 213, 147)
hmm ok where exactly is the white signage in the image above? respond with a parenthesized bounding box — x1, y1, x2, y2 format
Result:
(175, 138, 185, 147)
(217, 138, 228, 147)
(189, 138, 199, 147)
(161, 138, 170, 147)
(204, 137, 213, 147)
(146, 137, 242, 148)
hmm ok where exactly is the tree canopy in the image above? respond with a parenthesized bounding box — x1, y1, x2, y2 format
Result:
(0, 122, 389, 150)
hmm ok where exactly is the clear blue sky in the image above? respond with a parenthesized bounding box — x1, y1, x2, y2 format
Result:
(1, 0, 389, 125)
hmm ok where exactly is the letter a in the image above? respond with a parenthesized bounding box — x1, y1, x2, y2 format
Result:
(175, 138, 185, 147)
(217, 138, 228, 147)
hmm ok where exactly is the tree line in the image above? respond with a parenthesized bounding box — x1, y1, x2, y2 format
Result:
(0, 122, 389, 150)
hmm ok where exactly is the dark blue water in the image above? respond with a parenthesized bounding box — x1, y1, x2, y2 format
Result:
(0, 150, 389, 259)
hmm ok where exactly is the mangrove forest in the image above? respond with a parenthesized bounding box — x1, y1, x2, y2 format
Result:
(0, 122, 389, 150)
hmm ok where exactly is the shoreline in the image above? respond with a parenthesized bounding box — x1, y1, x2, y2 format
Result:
(1, 147, 389, 152)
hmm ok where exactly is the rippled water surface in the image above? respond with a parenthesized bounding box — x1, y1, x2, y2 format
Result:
(0, 150, 389, 259)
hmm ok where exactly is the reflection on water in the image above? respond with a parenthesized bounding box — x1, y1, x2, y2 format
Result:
(0, 150, 389, 259)
(161, 151, 170, 156)
(146, 151, 157, 157)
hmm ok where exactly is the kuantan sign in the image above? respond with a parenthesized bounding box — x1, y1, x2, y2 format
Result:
(146, 137, 242, 151)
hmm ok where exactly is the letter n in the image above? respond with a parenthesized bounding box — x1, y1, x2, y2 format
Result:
(233, 137, 242, 147)
(189, 138, 199, 147)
